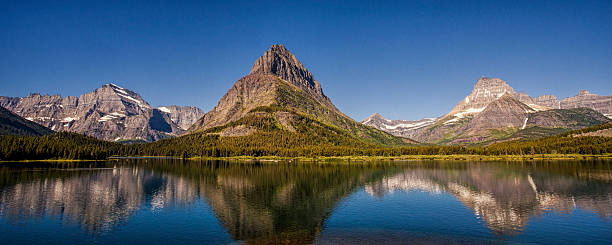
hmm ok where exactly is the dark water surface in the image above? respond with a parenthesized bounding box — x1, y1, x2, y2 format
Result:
(1, 159, 611, 244)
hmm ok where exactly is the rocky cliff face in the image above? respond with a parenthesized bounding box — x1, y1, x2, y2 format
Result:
(249, 44, 335, 110)
(157, 105, 204, 130)
(187, 44, 404, 146)
(533, 95, 560, 109)
(0, 84, 200, 142)
(560, 90, 612, 118)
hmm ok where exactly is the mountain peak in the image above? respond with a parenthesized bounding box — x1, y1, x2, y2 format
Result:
(446, 77, 516, 118)
(250, 44, 309, 77)
(250, 44, 326, 99)
(95, 83, 152, 110)
(363, 112, 385, 123)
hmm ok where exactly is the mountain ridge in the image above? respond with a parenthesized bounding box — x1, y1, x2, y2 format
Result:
(363, 76, 611, 144)
(0, 84, 204, 142)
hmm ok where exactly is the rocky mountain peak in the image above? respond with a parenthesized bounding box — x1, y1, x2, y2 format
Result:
(578, 90, 591, 96)
(473, 77, 515, 93)
(447, 77, 516, 118)
(91, 83, 152, 111)
(249, 44, 326, 101)
(362, 112, 386, 124)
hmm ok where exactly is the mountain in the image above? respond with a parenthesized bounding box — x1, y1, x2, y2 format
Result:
(467, 93, 535, 129)
(361, 113, 436, 139)
(157, 105, 204, 130)
(451, 94, 609, 144)
(0, 84, 202, 142)
(184, 44, 405, 146)
(446, 77, 517, 119)
(0, 106, 53, 136)
(560, 90, 612, 118)
(364, 76, 611, 144)
(532, 95, 560, 109)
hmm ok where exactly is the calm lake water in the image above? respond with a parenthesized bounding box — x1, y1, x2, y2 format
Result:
(1, 159, 611, 244)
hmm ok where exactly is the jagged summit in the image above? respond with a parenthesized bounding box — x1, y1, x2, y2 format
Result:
(250, 44, 329, 105)
(250, 44, 313, 83)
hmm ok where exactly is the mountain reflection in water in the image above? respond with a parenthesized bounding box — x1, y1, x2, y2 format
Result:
(0, 159, 611, 244)
(365, 161, 612, 235)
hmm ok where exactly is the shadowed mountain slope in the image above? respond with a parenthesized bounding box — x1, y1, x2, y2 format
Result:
(0, 106, 53, 136)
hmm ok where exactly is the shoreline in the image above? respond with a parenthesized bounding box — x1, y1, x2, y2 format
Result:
(3, 154, 612, 163)
(187, 154, 612, 162)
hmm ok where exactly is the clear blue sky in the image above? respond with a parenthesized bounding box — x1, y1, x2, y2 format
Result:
(1, 0, 611, 120)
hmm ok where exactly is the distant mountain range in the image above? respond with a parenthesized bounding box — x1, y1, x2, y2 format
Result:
(363, 77, 611, 144)
(1, 45, 610, 146)
(0, 84, 203, 142)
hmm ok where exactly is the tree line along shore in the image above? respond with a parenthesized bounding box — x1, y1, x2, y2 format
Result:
(1, 122, 611, 161)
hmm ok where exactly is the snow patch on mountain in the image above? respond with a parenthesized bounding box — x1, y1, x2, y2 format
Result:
(158, 106, 171, 113)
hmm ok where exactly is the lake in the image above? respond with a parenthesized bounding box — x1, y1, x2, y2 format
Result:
(1, 159, 611, 244)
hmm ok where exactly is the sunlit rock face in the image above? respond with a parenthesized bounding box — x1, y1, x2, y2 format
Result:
(0, 84, 196, 141)
(364, 162, 612, 235)
(561, 90, 612, 118)
(447, 77, 516, 119)
(533, 94, 561, 109)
